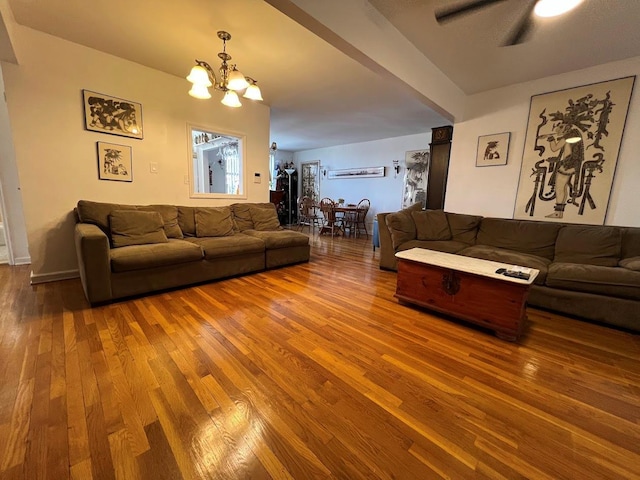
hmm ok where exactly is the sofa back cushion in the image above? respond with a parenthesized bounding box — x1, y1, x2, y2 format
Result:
(137, 205, 183, 239)
(231, 202, 275, 231)
(385, 202, 423, 249)
(476, 218, 562, 259)
(195, 207, 235, 237)
(177, 206, 196, 237)
(250, 205, 282, 231)
(621, 227, 640, 259)
(77, 200, 136, 234)
(109, 210, 168, 248)
(554, 225, 621, 266)
(411, 210, 451, 241)
(446, 212, 482, 244)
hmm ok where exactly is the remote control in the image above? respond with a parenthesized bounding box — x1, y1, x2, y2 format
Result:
(503, 271, 530, 280)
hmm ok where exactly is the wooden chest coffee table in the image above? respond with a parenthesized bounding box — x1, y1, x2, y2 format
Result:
(395, 248, 539, 341)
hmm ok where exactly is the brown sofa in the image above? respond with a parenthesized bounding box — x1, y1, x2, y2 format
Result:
(378, 205, 640, 332)
(74, 200, 310, 304)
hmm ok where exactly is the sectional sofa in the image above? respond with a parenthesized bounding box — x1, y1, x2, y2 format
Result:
(74, 200, 310, 304)
(378, 204, 640, 332)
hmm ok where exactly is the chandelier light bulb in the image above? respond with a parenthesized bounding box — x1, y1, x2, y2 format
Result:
(221, 90, 242, 108)
(186, 65, 212, 87)
(188, 84, 212, 99)
(534, 0, 584, 18)
(227, 67, 250, 91)
(243, 83, 263, 101)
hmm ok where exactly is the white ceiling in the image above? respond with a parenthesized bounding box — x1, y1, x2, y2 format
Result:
(6, 0, 640, 152)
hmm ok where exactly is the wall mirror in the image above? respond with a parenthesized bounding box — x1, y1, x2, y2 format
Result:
(188, 124, 246, 199)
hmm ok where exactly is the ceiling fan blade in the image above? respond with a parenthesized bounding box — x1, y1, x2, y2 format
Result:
(502, 1, 538, 46)
(435, 0, 509, 23)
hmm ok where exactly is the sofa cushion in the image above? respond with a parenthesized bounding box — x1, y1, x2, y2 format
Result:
(77, 200, 136, 234)
(231, 203, 275, 231)
(397, 240, 469, 255)
(619, 256, 640, 271)
(446, 212, 482, 245)
(546, 263, 640, 301)
(185, 234, 265, 259)
(178, 206, 196, 237)
(554, 225, 621, 267)
(476, 218, 562, 260)
(411, 210, 451, 241)
(110, 239, 203, 273)
(109, 210, 168, 248)
(195, 207, 234, 237)
(621, 228, 640, 259)
(250, 205, 282, 231)
(243, 229, 309, 249)
(458, 244, 550, 285)
(385, 202, 423, 250)
(138, 205, 183, 239)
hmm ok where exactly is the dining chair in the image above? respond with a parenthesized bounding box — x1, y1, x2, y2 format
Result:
(319, 197, 341, 237)
(344, 198, 370, 238)
(298, 196, 322, 234)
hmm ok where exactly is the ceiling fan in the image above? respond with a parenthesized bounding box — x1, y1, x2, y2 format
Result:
(435, 0, 584, 47)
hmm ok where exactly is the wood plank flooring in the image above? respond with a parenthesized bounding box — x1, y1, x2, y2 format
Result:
(1, 233, 639, 479)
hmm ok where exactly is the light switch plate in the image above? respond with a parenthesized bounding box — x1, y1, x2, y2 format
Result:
(150, 162, 159, 174)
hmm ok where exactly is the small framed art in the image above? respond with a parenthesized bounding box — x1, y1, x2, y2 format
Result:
(476, 132, 510, 167)
(97, 141, 132, 182)
(83, 89, 143, 139)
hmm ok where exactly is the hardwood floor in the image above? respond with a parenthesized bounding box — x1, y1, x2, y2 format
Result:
(1, 234, 639, 479)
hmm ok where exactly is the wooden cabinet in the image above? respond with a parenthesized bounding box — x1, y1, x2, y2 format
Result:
(427, 125, 453, 210)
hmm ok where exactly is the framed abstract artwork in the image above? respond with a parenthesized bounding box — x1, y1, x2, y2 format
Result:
(97, 141, 132, 182)
(513, 76, 635, 225)
(476, 132, 510, 167)
(83, 89, 143, 139)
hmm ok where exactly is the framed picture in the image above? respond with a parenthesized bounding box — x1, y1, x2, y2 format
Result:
(513, 76, 635, 225)
(476, 132, 510, 167)
(83, 89, 143, 139)
(327, 166, 384, 179)
(97, 141, 132, 182)
(402, 149, 429, 208)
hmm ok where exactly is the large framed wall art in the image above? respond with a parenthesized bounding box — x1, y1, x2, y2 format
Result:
(401, 149, 429, 209)
(513, 76, 635, 225)
(83, 90, 144, 139)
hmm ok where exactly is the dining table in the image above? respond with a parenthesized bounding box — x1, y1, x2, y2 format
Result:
(322, 204, 361, 236)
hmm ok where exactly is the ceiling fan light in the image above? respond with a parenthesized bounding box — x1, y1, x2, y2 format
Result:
(188, 84, 212, 99)
(227, 67, 250, 91)
(221, 90, 242, 108)
(186, 65, 212, 87)
(243, 83, 263, 101)
(534, 0, 583, 18)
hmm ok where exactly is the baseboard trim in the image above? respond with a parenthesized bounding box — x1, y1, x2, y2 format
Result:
(13, 256, 31, 265)
(30, 269, 79, 285)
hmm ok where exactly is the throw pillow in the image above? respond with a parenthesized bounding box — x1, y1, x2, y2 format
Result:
(446, 212, 482, 244)
(109, 210, 168, 248)
(411, 210, 452, 241)
(250, 206, 282, 231)
(138, 205, 183, 239)
(195, 207, 235, 237)
(385, 202, 423, 250)
(619, 256, 640, 271)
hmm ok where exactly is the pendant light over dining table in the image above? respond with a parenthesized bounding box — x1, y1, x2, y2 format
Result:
(186, 31, 263, 108)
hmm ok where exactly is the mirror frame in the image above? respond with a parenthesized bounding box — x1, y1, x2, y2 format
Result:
(187, 123, 248, 199)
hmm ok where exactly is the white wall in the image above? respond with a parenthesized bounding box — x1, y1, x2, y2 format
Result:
(446, 56, 640, 227)
(2, 26, 271, 281)
(293, 132, 431, 224)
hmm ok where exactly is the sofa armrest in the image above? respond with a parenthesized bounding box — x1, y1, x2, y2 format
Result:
(377, 213, 398, 271)
(74, 223, 113, 304)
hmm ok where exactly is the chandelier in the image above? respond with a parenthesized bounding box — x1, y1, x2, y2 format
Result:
(186, 31, 263, 108)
